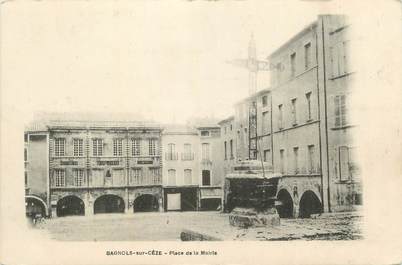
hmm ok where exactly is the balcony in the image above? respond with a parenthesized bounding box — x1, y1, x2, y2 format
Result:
(51, 173, 162, 189)
(129, 175, 162, 186)
(181, 153, 194, 161)
(165, 152, 178, 161)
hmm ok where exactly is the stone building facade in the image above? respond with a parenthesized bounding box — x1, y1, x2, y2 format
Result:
(162, 126, 201, 211)
(219, 15, 362, 218)
(196, 126, 224, 210)
(161, 125, 224, 211)
(25, 120, 163, 217)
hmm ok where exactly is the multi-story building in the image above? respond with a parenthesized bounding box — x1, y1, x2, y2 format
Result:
(162, 125, 200, 211)
(25, 120, 163, 217)
(197, 126, 224, 210)
(219, 15, 361, 218)
(161, 125, 224, 211)
(218, 116, 237, 177)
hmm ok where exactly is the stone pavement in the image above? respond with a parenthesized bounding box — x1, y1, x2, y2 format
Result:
(33, 211, 362, 241)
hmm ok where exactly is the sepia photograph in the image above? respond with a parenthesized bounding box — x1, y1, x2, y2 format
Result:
(1, 0, 402, 264)
(23, 14, 362, 242)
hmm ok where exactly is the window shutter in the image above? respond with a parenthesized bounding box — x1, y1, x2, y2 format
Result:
(340, 95, 347, 126)
(334, 96, 340, 127)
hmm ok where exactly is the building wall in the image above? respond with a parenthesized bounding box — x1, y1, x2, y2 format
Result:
(32, 125, 164, 216)
(219, 15, 360, 215)
(321, 15, 361, 211)
(219, 118, 237, 177)
(26, 133, 49, 203)
(198, 127, 224, 187)
(162, 132, 200, 186)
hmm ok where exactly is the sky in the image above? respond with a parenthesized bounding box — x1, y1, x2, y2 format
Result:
(2, 1, 344, 125)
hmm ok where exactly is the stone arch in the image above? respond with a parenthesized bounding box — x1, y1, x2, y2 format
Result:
(56, 195, 85, 217)
(25, 195, 48, 217)
(299, 190, 322, 218)
(94, 194, 125, 214)
(276, 189, 294, 218)
(133, 194, 159, 213)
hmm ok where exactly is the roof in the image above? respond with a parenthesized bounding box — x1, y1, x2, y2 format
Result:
(234, 88, 271, 106)
(196, 126, 220, 130)
(267, 20, 318, 59)
(162, 124, 198, 135)
(25, 119, 162, 131)
(218, 115, 235, 125)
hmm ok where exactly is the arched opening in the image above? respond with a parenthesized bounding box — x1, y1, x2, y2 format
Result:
(299, 190, 322, 218)
(133, 194, 159, 213)
(25, 196, 47, 218)
(276, 189, 294, 218)
(56, 196, 85, 217)
(94, 195, 125, 214)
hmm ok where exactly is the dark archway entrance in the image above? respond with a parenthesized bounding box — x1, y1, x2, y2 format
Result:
(299, 190, 322, 218)
(94, 195, 125, 214)
(133, 194, 159, 213)
(56, 196, 85, 217)
(25, 196, 47, 218)
(276, 189, 294, 218)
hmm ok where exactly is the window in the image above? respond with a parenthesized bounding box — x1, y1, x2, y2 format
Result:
(149, 139, 157, 156)
(130, 168, 142, 184)
(262, 111, 269, 134)
(224, 141, 227, 160)
(230, 139, 234, 159)
(25, 172, 28, 186)
(290, 52, 296, 77)
(278, 104, 283, 129)
(330, 42, 348, 78)
(132, 138, 141, 156)
(304, 42, 311, 70)
(73, 169, 84, 186)
(105, 169, 111, 178)
(306, 92, 312, 121)
(334, 95, 347, 127)
(54, 138, 65, 157)
(184, 169, 192, 185)
(92, 139, 103, 157)
(291, 98, 297, 125)
(308, 145, 315, 173)
(230, 124, 233, 131)
(202, 170, 211, 186)
(168, 169, 176, 185)
(202, 143, 210, 161)
(24, 148, 28, 162)
(262, 95, 268, 107)
(264, 149, 271, 163)
(73, 138, 84, 157)
(113, 139, 123, 156)
(201, 131, 210, 137)
(54, 169, 65, 187)
(280, 149, 285, 174)
(293, 147, 299, 174)
(166, 143, 177, 160)
(182, 143, 193, 160)
(150, 168, 161, 184)
(339, 146, 351, 181)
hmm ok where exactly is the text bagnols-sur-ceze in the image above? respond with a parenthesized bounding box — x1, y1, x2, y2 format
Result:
(106, 250, 218, 256)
